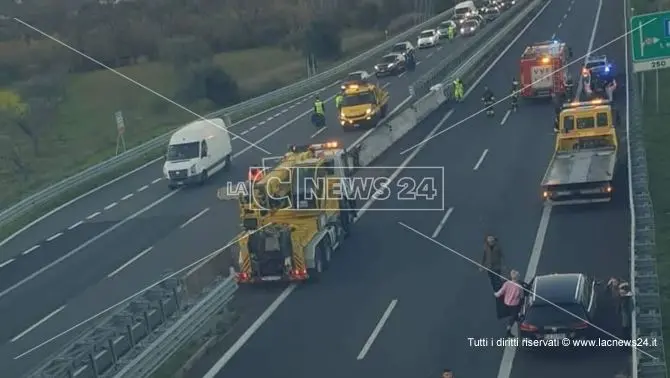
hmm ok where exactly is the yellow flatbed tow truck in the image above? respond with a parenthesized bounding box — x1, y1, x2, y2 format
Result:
(541, 99, 619, 205)
(339, 81, 389, 130)
(218, 142, 357, 283)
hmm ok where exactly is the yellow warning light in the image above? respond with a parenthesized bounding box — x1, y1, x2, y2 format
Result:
(541, 57, 550, 63)
(590, 99, 603, 104)
(325, 141, 338, 148)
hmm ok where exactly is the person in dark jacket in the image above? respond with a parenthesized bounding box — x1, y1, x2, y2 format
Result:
(480, 235, 504, 291)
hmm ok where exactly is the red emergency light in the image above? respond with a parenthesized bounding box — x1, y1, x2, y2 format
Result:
(248, 167, 263, 181)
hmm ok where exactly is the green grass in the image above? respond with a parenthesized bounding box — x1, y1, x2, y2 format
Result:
(0, 28, 390, 209)
(635, 0, 670, 371)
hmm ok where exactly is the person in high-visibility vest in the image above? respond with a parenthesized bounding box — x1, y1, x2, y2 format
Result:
(447, 24, 455, 41)
(312, 96, 325, 127)
(453, 79, 464, 101)
(335, 92, 343, 109)
(314, 96, 325, 115)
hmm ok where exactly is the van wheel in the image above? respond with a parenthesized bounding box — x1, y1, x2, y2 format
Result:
(199, 170, 208, 185)
(223, 155, 232, 172)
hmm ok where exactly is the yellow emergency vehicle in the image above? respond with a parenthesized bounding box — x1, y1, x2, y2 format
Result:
(218, 142, 357, 283)
(541, 99, 618, 204)
(339, 81, 389, 129)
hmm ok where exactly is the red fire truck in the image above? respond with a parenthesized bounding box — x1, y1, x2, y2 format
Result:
(519, 40, 570, 98)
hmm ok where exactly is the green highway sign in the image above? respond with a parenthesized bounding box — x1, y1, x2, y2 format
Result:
(630, 11, 670, 72)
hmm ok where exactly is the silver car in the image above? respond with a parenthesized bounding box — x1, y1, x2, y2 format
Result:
(460, 19, 479, 36)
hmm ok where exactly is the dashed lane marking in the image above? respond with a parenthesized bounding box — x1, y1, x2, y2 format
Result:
(0, 259, 15, 268)
(45, 232, 63, 242)
(151, 178, 162, 184)
(67, 221, 83, 230)
(137, 185, 149, 192)
(103, 202, 117, 211)
(21, 245, 40, 256)
(85, 212, 100, 220)
(121, 193, 133, 201)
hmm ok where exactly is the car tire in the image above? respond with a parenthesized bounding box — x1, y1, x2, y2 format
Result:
(199, 170, 208, 185)
(223, 155, 232, 172)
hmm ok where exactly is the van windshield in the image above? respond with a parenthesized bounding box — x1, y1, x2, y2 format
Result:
(167, 142, 200, 161)
(455, 6, 472, 15)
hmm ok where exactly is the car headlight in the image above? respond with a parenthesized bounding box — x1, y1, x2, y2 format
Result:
(388, 62, 395, 67)
(340, 112, 345, 118)
(375, 64, 380, 70)
(366, 108, 372, 114)
(189, 164, 196, 174)
(460, 28, 465, 33)
(470, 27, 475, 31)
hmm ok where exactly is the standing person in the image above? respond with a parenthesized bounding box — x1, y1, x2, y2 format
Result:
(453, 79, 464, 101)
(494, 270, 525, 337)
(447, 23, 455, 41)
(335, 92, 343, 110)
(442, 369, 454, 378)
(313, 96, 325, 127)
(480, 235, 504, 291)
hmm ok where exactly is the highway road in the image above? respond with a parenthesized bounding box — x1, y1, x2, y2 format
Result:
(190, 0, 634, 377)
(0, 12, 505, 378)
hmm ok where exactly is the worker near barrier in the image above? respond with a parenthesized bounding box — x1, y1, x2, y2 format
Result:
(335, 92, 343, 110)
(312, 96, 326, 127)
(447, 24, 455, 41)
(453, 78, 464, 101)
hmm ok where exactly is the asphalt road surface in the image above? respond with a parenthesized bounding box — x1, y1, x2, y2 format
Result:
(0, 13, 508, 378)
(191, 0, 634, 377)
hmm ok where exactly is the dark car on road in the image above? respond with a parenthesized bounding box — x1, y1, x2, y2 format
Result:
(374, 53, 406, 77)
(519, 273, 598, 346)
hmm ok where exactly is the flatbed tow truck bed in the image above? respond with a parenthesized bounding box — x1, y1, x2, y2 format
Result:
(541, 148, 616, 204)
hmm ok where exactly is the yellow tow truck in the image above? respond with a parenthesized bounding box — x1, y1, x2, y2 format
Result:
(541, 99, 619, 204)
(218, 142, 357, 283)
(339, 81, 389, 130)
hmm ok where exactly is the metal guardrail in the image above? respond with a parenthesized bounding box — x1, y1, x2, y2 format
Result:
(110, 277, 237, 378)
(27, 277, 184, 378)
(0, 8, 459, 232)
(629, 61, 668, 378)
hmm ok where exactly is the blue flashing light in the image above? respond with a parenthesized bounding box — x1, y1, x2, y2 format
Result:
(604, 65, 610, 73)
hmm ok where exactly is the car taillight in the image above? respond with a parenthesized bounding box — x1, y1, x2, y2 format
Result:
(237, 272, 249, 282)
(572, 321, 589, 329)
(290, 269, 307, 279)
(519, 322, 538, 332)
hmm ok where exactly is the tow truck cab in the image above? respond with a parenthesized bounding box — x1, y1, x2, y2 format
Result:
(519, 40, 571, 98)
(339, 82, 389, 129)
(541, 99, 618, 204)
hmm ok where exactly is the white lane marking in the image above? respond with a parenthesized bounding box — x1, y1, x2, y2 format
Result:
(473, 149, 489, 171)
(551, 33, 556, 39)
(431, 207, 454, 238)
(558, 22, 562, 28)
(381, 82, 391, 89)
(496, 205, 552, 378)
(416, 61, 422, 65)
(567, 5, 571, 11)
(121, 193, 133, 201)
(250, 126, 257, 131)
(0, 158, 161, 249)
(357, 299, 398, 360)
(0, 259, 15, 268)
(267, 116, 273, 121)
(241, 130, 249, 135)
(137, 185, 149, 192)
(399, 72, 406, 78)
(310, 127, 327, 139)
(281, 109, 288, 113)
(107, 246, 154, 278)
(575, 0, 603, 100)
(67, 220, 83, 230)
(179, 208, 210, 229)
(103, 202, 117, 211)
(46, 232, 63, 242)
(563, 13, 567, 19)
(232, 136, 239, 141)
(21, 245, 40, 256)
(259, 121, 266, 125)
(0, 190, 179, 299)
(500, 109, 511, 125)
(151, 178, 162, 184)
(400, 0, 554, 155)
(11, 305, 66, 343)
(85, 211, 100, 220)
(202, 285, 297, 377)
(427, 53, 434, 58)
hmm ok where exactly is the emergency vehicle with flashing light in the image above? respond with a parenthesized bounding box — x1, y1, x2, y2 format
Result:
(519, 40, 571, 98)
(339, 81, 389, 129)
(541, 99, 618, 205)
(581, 55, 617, 101)
(217, 141, 356, 284)
(341, 71, 372, 90)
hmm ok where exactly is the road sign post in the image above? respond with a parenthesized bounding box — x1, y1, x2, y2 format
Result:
(115, 110, 126, 155)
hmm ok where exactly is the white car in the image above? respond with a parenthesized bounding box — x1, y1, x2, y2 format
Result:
(342, 71, 372, 89)
(417, 29, 439, 48)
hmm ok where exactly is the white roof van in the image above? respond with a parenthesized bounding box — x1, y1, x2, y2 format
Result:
(454, 1, 478, 17)
(163, 118, 232, 189)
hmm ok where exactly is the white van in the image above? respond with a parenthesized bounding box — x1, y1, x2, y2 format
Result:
(163, 118, 232, 189)
(454, 1, 478, 18)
